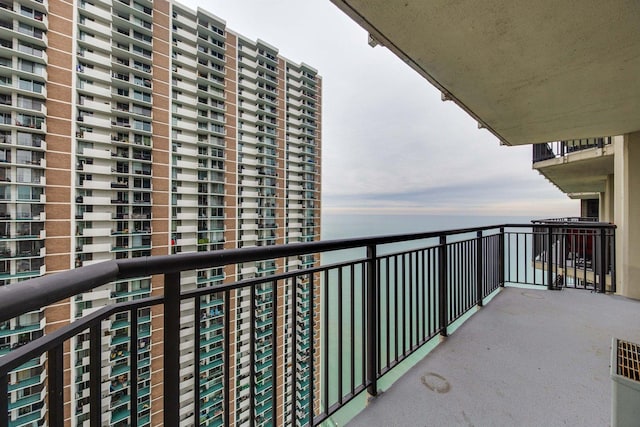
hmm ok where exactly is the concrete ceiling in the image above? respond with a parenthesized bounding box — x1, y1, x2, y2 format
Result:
(331, 0, 640, 146)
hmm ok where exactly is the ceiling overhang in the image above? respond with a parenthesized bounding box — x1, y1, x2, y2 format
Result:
(330, 0, 640, 145)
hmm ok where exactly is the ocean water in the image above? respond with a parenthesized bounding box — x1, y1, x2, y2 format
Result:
(319, 212, 536, 269)
(321, 212, 535, 241)
(315, 213, 535, 426)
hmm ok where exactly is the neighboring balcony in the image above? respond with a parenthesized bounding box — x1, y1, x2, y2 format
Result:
(532, 137, 614, 196)
(0, 221, 627, 427)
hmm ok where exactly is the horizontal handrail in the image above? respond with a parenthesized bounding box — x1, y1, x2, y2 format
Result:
(0, 296, 164, 376)
(0, 223, 616, 323)
(0, 224, 532, 322)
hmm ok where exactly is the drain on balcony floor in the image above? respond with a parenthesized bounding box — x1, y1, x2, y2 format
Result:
(421, 372, 450, 393)
(521, 291, 544, 299)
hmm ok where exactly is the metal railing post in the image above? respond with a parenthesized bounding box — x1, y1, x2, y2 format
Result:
(193, 297, 201, 424)
(438, 236, 448, 337)
(129, 308, 139, 426)
(164, 272, 180, 426)
(223, 290, 231, 427)
(476, 231, 483, 306)
(0, 375, 7, 427)
(547, 226, 553, 290)
(611, 228, 617, 293)
(499, 227, 505, 287)
(600, 228, 607, 293)
(48, 345, 64, 427)
(89, 325, 101, 427)
(366, 245, 378, 397)
(308, 271, 315, 425)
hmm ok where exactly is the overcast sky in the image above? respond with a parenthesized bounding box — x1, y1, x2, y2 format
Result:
(178, 0, 577, 217)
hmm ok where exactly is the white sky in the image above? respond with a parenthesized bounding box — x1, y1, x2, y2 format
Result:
(178, 0, 578, 217)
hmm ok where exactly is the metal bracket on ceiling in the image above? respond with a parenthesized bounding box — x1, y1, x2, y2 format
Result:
(368, 33, 382, 48)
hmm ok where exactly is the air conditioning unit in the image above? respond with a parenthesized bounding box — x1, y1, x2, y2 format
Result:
(611, 337, 640, 426)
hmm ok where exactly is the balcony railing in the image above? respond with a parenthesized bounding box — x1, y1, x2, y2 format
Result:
(532, 136, 612, 163)
(0, 222, 616, 426)
(532, 217, 600, 223)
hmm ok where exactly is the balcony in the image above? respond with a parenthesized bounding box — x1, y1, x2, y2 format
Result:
(349, 285, 639, 426)
(532, 137, 615, 197)
(0, 222, 622, 426)
(532, 137, 612, 161)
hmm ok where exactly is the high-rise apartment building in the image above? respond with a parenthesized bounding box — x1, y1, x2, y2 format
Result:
(0, 0, 321, 425)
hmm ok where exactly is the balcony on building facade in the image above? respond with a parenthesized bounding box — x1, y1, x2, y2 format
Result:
(530, 137, 615, 199)
(532, 137, 613, 164)
(0, 221, 625, 426)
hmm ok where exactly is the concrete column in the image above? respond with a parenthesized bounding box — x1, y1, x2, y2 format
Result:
(602, 174, 614, 223)
(614, 134, 640, 299)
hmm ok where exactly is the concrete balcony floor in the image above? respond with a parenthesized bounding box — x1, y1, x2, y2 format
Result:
(348, 287, 640, 427)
